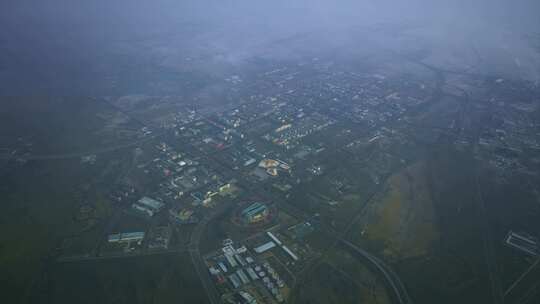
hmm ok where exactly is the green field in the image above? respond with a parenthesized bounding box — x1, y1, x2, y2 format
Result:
(40, 253, 208, 304)
(291, 247, 390, 304)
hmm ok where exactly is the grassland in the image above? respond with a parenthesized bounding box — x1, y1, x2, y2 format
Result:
(346, 149, 497, 303)
(0, 99, 148, 303)
(354, 162, 439, 260)
(291, 247, 390, 304)
(43, 253, 208, 304)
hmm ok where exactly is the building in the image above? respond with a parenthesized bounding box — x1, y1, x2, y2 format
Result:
(505, 231, 539, 256)
(138, 197, 164, 211)
(235, 254, 247, 267)
(265, 231, 299, 261)
(238, 291, 257, 304)
(241, 202, 269, 223)
(282, 245, 299, 261)
(203, 190, 219, 205)
(169, 208, 198, 224)
(132, 196, 164, 217)
(209, 267, 220, 275)
(132, 203, 154, 216)
(219, 183, 232, 192)
(236, 269, 250, 284)
(246, 267, 259, 280)
(108, 232, 145, 244)
(266, 231, 282, 245)
(225, 253, 238, 268)
(254, 241, 276, 253)
(228, 274, 241, 289)
(244, 158, 256, 167)
(218, 262, 228, 273)
(258, 159, 280, 169)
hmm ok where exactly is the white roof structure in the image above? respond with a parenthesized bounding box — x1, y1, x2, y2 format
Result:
(137, 197, 164, 211)
(236, 269, 250, 284)
(228, 274, 241, 288)
(266, 231, 282, 245)
(281, 245, 299, 261)
(132, 203, 154, 217)
(225, 253, 238, 268)
(254, 241, 276, 253)
(108, 232, 145, 243)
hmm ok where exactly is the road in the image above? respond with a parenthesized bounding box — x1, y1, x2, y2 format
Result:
(504, 257, 540, 304)
(475, 173, 504, 304)
(188, 203, 233, 304)
(415, 58, 505, 304)
(230, 169, 413, 304)
(340, 239, 412, 304)
(121, 54, 458, 303)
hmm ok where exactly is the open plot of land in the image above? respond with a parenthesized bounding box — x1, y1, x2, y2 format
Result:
(351, 161, 439, 260)
(0, 153, 136, 302)
(1, 97, 144, 155)
(291, 247, 391, 304)
(286, 157, 377, 232)
(40, 253, 208, 304)
(349, 150, 496, 303)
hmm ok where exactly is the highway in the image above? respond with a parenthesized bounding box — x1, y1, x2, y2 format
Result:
(231, 171, 413, 304)
(340, 239, 412, 304)
(167, 56, 449, 302)
(216, 141, 414, 303)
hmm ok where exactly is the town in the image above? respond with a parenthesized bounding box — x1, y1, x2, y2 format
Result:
(5, 54, 540, 304)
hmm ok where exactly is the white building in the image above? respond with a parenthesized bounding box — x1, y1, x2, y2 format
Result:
(108, 232, 145, 243)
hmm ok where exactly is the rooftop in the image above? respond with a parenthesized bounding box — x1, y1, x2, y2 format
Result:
(241, 202, 268, 217)
(138, 197, 164, 211)
(254, 241, 276, 253)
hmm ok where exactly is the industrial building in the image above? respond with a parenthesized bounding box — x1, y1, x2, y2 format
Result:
(246, 267, 259, 280)
(132, 203, 154, 217)
(263, 231, 299, 261)
(282, 245, 299, 261)
(218, 262, 228, 273)
(108, 232, 145, 244)
(266, 231, 282, 245)
(505, 231, 539, 256)
(236, 269, 250, 284)
(228, 273, 241, 289)
(241, 202, 269, 223)
(254, 241, 276, 253)
(225, 253, 238, 268)
(235, 254, 247, 267)
(132, 196, 164, 217)
(238, 291, 257, 304)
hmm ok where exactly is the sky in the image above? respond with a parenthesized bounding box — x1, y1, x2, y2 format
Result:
(1, 0, 539, 95)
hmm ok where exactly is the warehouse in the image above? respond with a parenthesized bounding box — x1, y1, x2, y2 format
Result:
(254, 241, 276, 253)
(108, 232, 145, 244)
(132, 196, 164, 217)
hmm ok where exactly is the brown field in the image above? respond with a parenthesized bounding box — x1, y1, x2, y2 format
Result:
(358, 162, 439, 259)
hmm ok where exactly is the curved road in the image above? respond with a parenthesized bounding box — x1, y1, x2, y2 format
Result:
(340, 239, 412, 304)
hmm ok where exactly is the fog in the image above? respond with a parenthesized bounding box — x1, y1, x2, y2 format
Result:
(1, 0, 539, 95)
